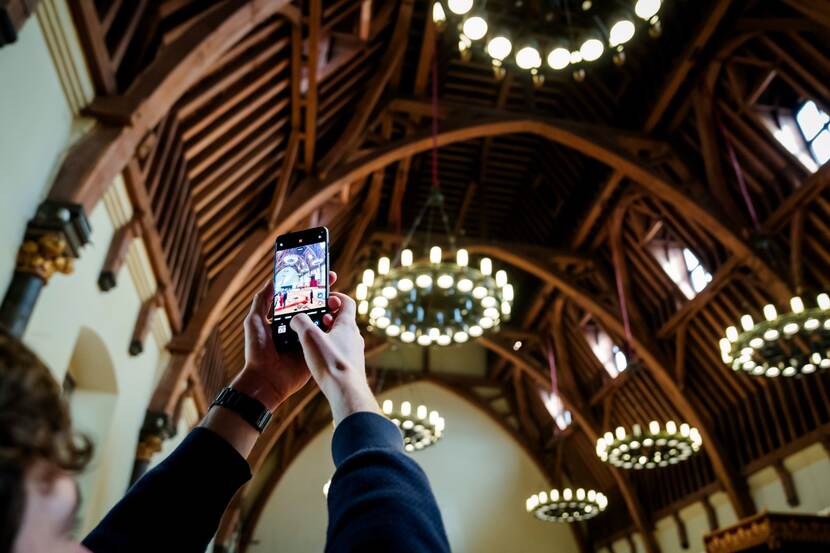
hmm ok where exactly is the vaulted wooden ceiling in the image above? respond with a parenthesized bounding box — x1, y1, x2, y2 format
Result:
(52, 0, 830, 551)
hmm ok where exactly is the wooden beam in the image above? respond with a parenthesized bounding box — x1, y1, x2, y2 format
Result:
(772, 460, 800, 507)
(303, 0, 320, 171)
(48, 0, 294, 213)
(318, 0, 414, 176)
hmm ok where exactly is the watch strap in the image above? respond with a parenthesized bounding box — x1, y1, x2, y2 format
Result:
(211, 387, 272, 433)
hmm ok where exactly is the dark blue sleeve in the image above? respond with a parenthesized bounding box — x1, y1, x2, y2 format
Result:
(326, 412, 450, 553)
(82, 427, 251, 553)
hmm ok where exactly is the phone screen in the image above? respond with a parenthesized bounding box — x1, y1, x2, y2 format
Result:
(272, 227, 329, 342)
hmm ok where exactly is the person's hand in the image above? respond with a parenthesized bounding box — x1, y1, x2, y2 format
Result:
(290, 292, 379, 425)
(230, 271, 339, 411)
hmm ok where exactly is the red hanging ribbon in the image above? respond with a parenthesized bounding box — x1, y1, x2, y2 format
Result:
(716, 112, 762, 232)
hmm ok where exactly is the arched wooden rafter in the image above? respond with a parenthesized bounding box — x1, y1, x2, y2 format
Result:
(47, 0, 299, 214)
(480, 334, 660, 553)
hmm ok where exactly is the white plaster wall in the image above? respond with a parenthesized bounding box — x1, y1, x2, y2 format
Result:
(251, 381, 580, 553)
(0, 16, 74, 298)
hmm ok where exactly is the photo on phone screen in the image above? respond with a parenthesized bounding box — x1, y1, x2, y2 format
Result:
(273, 243, 327, 315)
(271, 227, 329, 347)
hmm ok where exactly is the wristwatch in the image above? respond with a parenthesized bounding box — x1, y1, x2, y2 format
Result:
(211, 387, 273, 433)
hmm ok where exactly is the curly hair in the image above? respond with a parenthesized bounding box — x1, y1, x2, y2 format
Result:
(0, 326, 92, 550)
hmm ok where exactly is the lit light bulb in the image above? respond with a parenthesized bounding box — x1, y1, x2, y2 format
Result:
(417, 405, 427, 419)
(429, 327, 440, 339)
(430, 246, 442, 264)
(385, 324, 400, 337)
(487, 36, 512, 61)
(372, 296, 388, 308)
(468, 325, 483, 337)
(378, 257, 390, 275)
(401, 249, 413, 267)
(437, 334, 452, 346)
(437, 274, 454, 289)
(382, 399, 393, 414)
(416, 274, 432, 288)
(397, 278, 414, 292)
(539, 491, 548, 504)
(480, 257, 493, 275)
(370, 306, 386, 319)
(401, 401, 411, 416)
(376, 316, 390, 329)
(447, 0, 473, 15)
(740, 314, 754, 331)
(563, 488, 572, 501)
(516, 46, 542, 70)
(502, 283, 514, 301)
(570, 50, 583, 64)
(356, 283, 368, 301)
(615, 426, 626, 440)
(547, 47, 570, 70)
(482, 296, 497, 308)
(382, 286, 397, 299)
(457, 278, 473, 292)
(680, 423, 690, 437)
(666, 420, 677, 434)
(432, 2, 446, 24)
(634, 0, 661, 20)
(577, 488, 586, 501)
(362, 269, 375, 286)
(417, 334, 431, 346)
(649, 420, 660, 434)
(550, 489, 559, 502)
(501, 301, 511, 315)
(472, 286, 488, 299)
(526, 496, 537, 512)
(609, 19, 635, 46)
(484, 307, 500, 319)
(456, 248, 469, 267)
(763, 304, 778, 321)
(495, 269, 507, 287)
(401, 331, 415, 343)
(726, 326, 739, 342)
(479, 317, 494, 329)
(580, 38, 604, 62)
(462, 16, 488, 41)
(453, 331, 469, 343)
(818, 293, 830, 310)
(358, 300, 369, 315)
(790, 296, 805, 313)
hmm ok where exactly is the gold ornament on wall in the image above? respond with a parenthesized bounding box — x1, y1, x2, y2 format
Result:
(16, 233, 75, 282)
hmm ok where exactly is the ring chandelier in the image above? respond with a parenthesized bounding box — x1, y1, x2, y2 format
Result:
(357, 247, 514, 347)
(720, 294, 830, 378)
(596, 421, 702, 469)
(432, 0, 665, 83)
(525, 487, 609, 523)
(382, 400, 446, 452)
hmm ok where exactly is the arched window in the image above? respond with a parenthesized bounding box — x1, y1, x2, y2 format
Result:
(649, 243, 713, 300)
(583, 324, 627, 378)
(795, 101, 830, 166)
(540, 390, 572, 431)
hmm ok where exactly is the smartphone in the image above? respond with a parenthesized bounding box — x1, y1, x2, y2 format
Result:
(271, 226, 330, 350)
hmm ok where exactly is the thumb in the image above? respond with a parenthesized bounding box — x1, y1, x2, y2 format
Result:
(290, 314, 336, 378)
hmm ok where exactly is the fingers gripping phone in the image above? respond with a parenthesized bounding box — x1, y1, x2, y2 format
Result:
(271, 227, 330, 350)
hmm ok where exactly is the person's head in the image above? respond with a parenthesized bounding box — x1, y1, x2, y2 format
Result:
(0, 327, 92, 552)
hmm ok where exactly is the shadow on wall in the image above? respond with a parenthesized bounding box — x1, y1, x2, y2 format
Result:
(64, 326, 119, 534)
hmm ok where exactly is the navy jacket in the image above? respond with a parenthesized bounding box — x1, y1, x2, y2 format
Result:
(83, 411, 450, 552)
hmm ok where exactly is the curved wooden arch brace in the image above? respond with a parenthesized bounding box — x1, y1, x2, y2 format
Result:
(48, 0, 297, 213)
(170, 114, 785, 356)
(472, 244, 756, 518)
(162, 116, 759, 514)
(479, 335, 659, 553)
(229, 375, 568, 553)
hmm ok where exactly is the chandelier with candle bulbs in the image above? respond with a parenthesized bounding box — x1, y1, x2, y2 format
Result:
(381, 399, 446, 452)
(432, 0, 665, 84)
(596, 421, 702, 469)
(525, 487, 608, 523)
(356, 244, 513, 346)
(719, 293, 830, 378)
